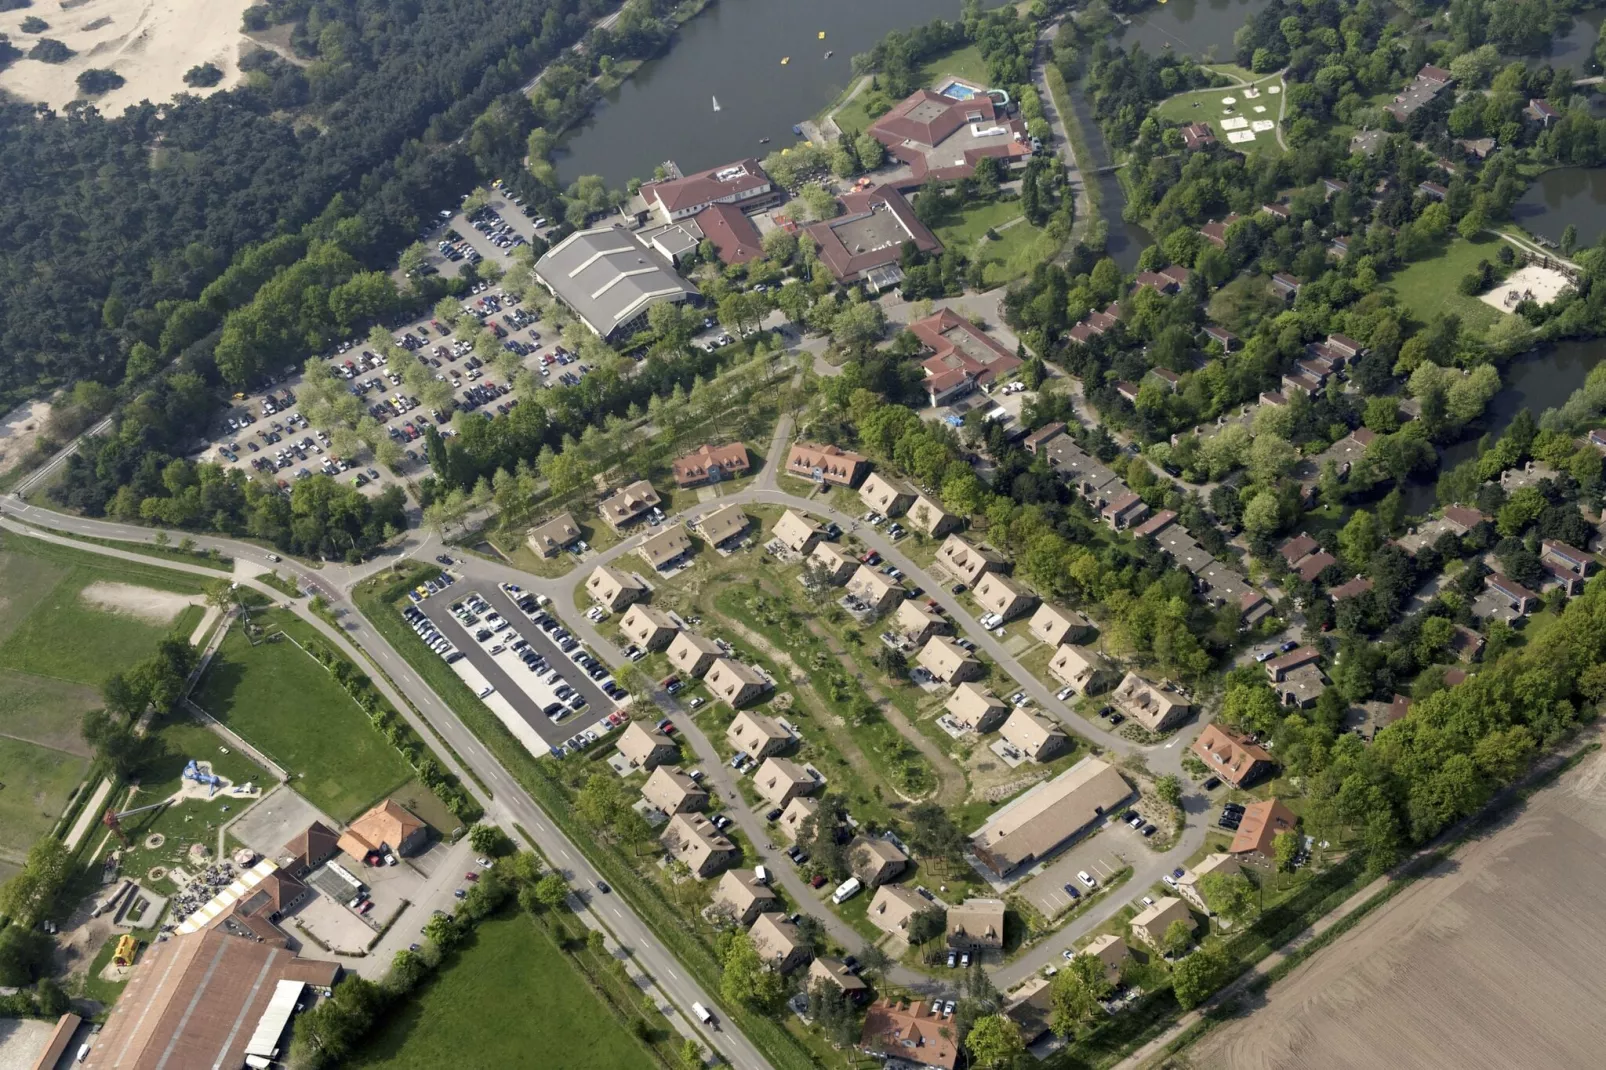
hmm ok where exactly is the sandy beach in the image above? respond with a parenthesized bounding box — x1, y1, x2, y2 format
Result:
(0, 0, 256, 112)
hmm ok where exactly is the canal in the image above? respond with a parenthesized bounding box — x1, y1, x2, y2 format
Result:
(553, 0, 968, 187)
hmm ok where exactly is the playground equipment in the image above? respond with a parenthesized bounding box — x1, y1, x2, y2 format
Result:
(184, 760, 222, 796)
(102, 799, 168, 847)
(113, 934, 138, 967)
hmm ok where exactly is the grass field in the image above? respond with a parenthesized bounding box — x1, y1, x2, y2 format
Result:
(1153, 74, 1284, 156)
(192, 610, 416, 822)
(1384, 234, 1507, 332)
(346, 911, 658, 1070)
(930, 198, 1052, 287)
(0, 735, 89, 867)
(0, 539, 203, 686)
(0, 669, 98, 755)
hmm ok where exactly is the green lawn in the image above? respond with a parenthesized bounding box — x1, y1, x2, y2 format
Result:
(0, 669, 99, 756)
(0, 545, 70, 641)
(0, 735, 89, 865)
(931, 198, 1052, 286)
(346, 912, 658, 1070)
(1384, 235, 1507, 332)
(1153, 74, 1284, 156)
(0, 565, 200, 685)
(191, 611, 417, 822)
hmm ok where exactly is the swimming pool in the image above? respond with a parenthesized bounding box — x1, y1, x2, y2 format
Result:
(937, 80, 980, 100)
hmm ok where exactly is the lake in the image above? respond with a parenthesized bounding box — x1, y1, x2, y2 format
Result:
(554, 0, 967, 187)
(1513, 167, 1606, 247)
(1116, 0, 1273, 62)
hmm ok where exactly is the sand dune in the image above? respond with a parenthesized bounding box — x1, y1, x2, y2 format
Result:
(0, 0, 256, 112)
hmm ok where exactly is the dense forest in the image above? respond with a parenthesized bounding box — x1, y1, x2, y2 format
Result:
(0, 0, 618, 405)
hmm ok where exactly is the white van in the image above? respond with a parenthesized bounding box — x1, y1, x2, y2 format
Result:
(831, 877, 863, 905)
(692, 1002, 715, 1026)
(754, 865, 770, 884)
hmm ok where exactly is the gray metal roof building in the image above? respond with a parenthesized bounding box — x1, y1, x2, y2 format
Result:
(534, 224, 701, 341)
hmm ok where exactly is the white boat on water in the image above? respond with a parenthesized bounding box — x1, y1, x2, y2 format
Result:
(712, 95, 721, 112)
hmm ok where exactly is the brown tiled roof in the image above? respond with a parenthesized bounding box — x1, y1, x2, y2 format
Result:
(642, 158, 769, 215)
(910, 309, 1021, 385)
(860, 999, 960, 1069)
(1229, 798, 1297, 857)
(693, 202, 763, 264)
(671, 442, 750, 485)
(803, 186, 941, 282)
(84, 929, 340, 1070)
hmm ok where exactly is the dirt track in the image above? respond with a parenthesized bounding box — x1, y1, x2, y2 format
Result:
(1185, 743, 1606, 1070)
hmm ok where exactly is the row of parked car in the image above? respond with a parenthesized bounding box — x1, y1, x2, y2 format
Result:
(403, 599, 464, 662)
(503, 584, 631, 704)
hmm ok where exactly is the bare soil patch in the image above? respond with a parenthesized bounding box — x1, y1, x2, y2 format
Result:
(79, 581, 201, 624)
(0, 399, 52, 480)
(1186, 745, 1606, 1070)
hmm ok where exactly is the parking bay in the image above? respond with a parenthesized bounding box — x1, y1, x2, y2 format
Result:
(418, 585, 617, 750)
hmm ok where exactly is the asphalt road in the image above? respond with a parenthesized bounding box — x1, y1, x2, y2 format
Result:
(8, 407, 1221, 1005)
(0, 502, 766, 1069)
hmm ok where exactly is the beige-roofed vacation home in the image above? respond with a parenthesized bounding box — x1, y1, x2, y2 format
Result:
(934, 534, 1006, 586)
(527, 511, 581, 557)
(667, 631, 723, 677)
(661, 813, 737, 878)
(616, 720, 678, 770)
(638, 525, 693, 571)
(642, 767, 708, 814)
(587, 566, 647, 611)
(706, 658, 770, 707)
(773, 508, 826, 554)
(999, 708, 1071, 763)
(598, 479, 661, 529)
(946, 898, 1007, 950)
(945, 682, 1009, 733)
(753, 757, 816, 807)
(1029, 604, 1093, 648)
(727, 710, 792, 759)
(713, 868, 779, 925)
(917, 636, 983, 684)
(850, 836, 909, 887)
(619, 604, 678, 651)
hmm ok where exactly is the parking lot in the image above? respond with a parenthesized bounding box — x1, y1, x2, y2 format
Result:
(194, 271, 599, 498)
(415, 583, 621, 751)
(1018, 840, 1129, 920)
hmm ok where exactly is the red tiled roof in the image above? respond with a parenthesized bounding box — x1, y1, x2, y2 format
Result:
(911, 309, 1021, 385)
(803, 186, 941, 283)
(642, 158, 770, 215)
(693, 202, 763, 264)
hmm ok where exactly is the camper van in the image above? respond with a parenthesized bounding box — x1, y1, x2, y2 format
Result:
(831, 877, 863, 905)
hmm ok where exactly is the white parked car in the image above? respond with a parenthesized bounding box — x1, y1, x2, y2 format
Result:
(1077, 870, 1096, 888)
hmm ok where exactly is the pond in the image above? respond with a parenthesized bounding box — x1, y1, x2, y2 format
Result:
(1115, 0, 1274, 62)
(1400, 338, 1606, 514)
(1513, 167, 1606, 248)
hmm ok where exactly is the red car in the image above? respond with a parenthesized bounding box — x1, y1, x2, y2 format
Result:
(810, 875, 827, 888)
(464, 872, 480, 882)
